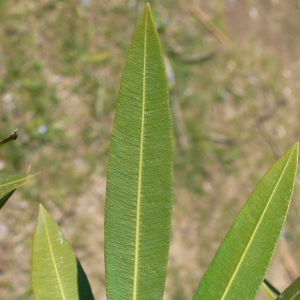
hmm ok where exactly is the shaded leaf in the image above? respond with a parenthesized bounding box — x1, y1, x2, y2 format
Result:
(32, 204, 94, 300)
(193, 142, 299, 300)
(261, 279, 280, 300)
(105, 3, 173, 300)
(276, 276, 300, 299)
(0, 189, 15, 209)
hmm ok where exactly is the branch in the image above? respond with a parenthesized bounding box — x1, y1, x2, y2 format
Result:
(0, 129, 18, 146)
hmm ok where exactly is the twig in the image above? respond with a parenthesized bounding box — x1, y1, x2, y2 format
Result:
(190, 6, 232, 48)
(0, 129, 18, 146)
(171, 93, 190, 150)
(278, 236, 299, 280)
(181, 51, 216, 63)
(255, 100, 286, 159)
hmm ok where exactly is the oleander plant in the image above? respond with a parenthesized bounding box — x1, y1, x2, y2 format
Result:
(1, 3, 300, 300)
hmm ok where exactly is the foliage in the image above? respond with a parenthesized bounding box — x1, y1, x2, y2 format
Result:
(0, 130, 38, 209)
(104, 5, 172, 300)
(1, 3, 300, 300)
(32, 204, 94, 300)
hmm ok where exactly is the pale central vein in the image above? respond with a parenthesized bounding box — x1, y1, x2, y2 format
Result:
(221, 146, 296, 300)
(133, 13, 147, 300)
(42, 209, 66, 300)
(0, 177, 30, 188)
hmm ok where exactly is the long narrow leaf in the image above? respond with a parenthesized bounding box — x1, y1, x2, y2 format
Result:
(276, 276, 300, 299)
(0, 173, 39, 197)
(32, 204, 94, 300)
(193, 142, 299, 300)
(0, 189, 15, 209)
(105, 3, 173, 300)
(261, 279, 280, 300)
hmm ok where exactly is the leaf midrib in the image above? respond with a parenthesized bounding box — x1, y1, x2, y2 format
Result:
(0, 176, 29, 188)
(132, 10, 148, 300)
(41, 207, 66, 300)
(221, 146, 296, 300)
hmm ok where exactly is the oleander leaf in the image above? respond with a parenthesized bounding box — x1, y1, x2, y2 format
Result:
(276, 276, 300, 299)
(105, 3, 172, 300)
(0, 173, 39, 209)
(0, 189, 15, 209)
(32, 204, 94, 300)
(193, 142, 299, 300)
(261, 279, 280, 300)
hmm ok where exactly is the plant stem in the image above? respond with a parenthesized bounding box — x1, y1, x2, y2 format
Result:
(0, 129, 18, 146)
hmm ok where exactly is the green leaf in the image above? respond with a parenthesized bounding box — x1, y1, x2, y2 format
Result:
(276, 276, 300, 299)
(105, 3, 172, 300)
(261, 279, 280, 300)
(0, 173, 39, 201)
(0, 189, 15, 209)
(193, 142, 299, 300)
(32, 204, 94, 300)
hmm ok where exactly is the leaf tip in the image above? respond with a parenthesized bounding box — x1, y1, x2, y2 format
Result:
(38, 203, 45, 212)
(26, 165, 31, 174)
(293, 140, 299, 155)
(145, 2, 152, 15)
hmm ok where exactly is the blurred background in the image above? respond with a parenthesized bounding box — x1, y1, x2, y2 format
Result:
(1, 0, 300, 299)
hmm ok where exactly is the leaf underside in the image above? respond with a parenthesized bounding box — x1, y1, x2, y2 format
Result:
(105, 4, 173, 300)
(32, 204, 94, 300)
(0, 173, 39, 209)
(193, 142, 299, 300)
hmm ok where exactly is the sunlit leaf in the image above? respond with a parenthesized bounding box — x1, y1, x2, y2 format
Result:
(193, 142, 299, 300)
(105, 3, 173, 300)
(32, 204, 94, 300)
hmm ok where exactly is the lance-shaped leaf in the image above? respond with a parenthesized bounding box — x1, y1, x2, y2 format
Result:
(0, 173, 39, 196)
(193, 142, 299, 300)
(261, 279, 280, 300)
(105, 4, 173, 300)
(32, 204, 94, 300)
(0, 189, 16, 209)
(0, 173, 39, 209)
(276, 276, 300, 299)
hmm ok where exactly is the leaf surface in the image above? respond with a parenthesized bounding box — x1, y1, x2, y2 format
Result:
(261, 279, 280, 300)
(32, 204, 94, 300)
(0, 189, 15, 209)
(105, 4, 172, 300)
(0, 173, 38, 196)
(193, 142, 299, 300)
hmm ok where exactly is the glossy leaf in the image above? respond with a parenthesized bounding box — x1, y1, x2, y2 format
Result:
(0, 189, 15, 209)
(276, 276, 300, 299)
(193, 142, 299, 300)
(105, 3, 172, 300)
(32, 204, 94, 300)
